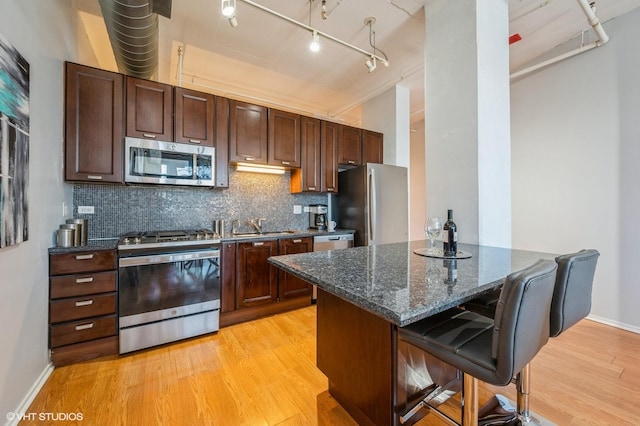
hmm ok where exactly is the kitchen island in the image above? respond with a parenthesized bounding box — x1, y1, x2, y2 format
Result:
(269, 240, 556, 425)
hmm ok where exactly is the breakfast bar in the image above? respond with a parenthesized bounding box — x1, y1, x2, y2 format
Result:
(269, 240, 556, 425)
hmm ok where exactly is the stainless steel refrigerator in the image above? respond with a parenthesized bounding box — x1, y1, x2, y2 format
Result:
(335, 163, 408, 246)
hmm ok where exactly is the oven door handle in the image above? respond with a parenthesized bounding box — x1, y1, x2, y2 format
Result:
(119, 249, 220, 267)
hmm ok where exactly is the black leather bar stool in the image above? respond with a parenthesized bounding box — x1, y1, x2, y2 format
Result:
(461, 249, 600, 422)
(398, 259, 558, 426)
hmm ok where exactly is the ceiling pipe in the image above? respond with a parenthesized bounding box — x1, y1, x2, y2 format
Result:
(510, 0, 609, 80)
(98, 0, 159, 79)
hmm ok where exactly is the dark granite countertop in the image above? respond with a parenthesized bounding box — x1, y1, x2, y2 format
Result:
(48, 238, 119, 254)
(268, 240, 557, 327)
(220, 228, 354, 242)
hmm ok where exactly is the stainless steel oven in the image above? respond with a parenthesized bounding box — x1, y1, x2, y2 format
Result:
(118, 230, 220, 354)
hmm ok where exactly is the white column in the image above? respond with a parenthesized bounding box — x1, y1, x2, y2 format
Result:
(424, 0, 511, 247)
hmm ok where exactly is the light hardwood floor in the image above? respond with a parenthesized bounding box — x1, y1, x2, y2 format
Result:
(25, 306, 640, 425)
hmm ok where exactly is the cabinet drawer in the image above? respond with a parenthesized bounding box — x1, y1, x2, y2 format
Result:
(50, 250, 116, 276)
(50, 271, 117, 299)
(50, 293, 116, 323)
(50, 315, 117, 348)
(50, 336, 118, 367)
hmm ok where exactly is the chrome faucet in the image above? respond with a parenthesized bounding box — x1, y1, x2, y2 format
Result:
(249, 218, 267, 233)
(231, 219, 240, 235)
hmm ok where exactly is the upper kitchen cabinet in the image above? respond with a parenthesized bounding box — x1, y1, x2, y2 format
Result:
(174, 87, 214, 147)
(126, 77, 173, 141)
(268, 109, 301, 168)
(363, 129, 384, 164)
(215, 96, 230, 188)
(229, 100, 268, 163)
(291, 116, 321, 193)
(64, 62, 124, 183)
(321, 120, 339, 193)
(338, 125, 363, 166)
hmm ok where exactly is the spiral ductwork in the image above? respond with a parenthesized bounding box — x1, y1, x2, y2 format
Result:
(98, 0, 170, 79)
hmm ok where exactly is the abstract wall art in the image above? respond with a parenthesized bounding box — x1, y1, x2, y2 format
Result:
(0, 32, 29, 248)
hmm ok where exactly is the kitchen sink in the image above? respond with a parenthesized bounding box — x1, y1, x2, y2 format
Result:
(231, 230, 298, 238)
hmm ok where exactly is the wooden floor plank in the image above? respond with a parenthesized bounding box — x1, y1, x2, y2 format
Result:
(23, 308, 640, 425)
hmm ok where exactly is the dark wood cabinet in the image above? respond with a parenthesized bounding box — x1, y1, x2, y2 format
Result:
(278, 237, 313, 300)
(215, 96, 230, 188)
(49, 249, 118, 367)
(174, 87, 214, 146)
(291, 117, 321, 193)
(338, 125, 363, 166)
(221, 241, 237, 313)
(363, 129, 384, 164)
(229, 100, 268, 163)
(236, 240, 278, 309)
(321, 120, 340, 193)
(64, 62, 124, 183)
(268, 109, 301, 167)
(126, 77, 173, 141)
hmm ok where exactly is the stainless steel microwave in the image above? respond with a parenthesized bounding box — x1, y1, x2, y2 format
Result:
(124, 137, 215, 187)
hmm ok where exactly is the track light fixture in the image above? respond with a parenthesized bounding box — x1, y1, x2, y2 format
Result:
(221, 0, 238, 27)
(309, 30, 320, 52)
(223, 0, 390, 71)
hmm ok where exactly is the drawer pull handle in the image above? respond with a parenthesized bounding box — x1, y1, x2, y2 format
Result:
(253, 242, 264, 247)
(244, 156, 255, 161)
(75, 300, 93, 307)
(293, 239, 302, 243)
(189, 139, 201, 144)
(348, 160, 355, 164)
(75, 254, 95, 260)
(75, 277, 94, 284)
(281, 161, 290, 165)
(327, 187, 335, 191)
(143, 133, 157, 139)
(87, 175, 103, 180)
(75, 322, 94, 331)
(308, 187, 316, 190)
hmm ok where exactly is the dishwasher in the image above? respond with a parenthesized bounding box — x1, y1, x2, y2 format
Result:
(312, 233, 354, 301)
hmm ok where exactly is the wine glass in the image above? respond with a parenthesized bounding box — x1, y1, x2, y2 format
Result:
(425, 217, 442, 254)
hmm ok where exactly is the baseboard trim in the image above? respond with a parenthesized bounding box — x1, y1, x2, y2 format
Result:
(6, 362, 54, 426)
(587, 315, 640, 335)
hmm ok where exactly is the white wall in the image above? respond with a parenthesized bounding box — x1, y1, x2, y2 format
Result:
(511, 8, 640, 332)
(0, 0, 76, 418)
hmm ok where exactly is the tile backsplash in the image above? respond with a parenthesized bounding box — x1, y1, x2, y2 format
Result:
(73, 168, 328, 240)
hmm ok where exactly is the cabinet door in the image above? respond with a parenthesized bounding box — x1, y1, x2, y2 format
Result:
(278, 237, 313, 300)
(363, 129, 383, 164)
(321, 120, 339, 193)
(221, 242, 236, 313)
(126, 77, 173, 141)
(338, 125, 362, 166)
(291, 117, 321, 193)
(268, 109, 301, 167)
(174, 87, 214, 146)
(229, 100, 268, 163)
(64, 62, 124, 183)
(215, 96, 230, 188)
(236, 240, 278, 308)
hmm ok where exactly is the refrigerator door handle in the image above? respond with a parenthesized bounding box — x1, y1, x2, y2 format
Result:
(368, 168, 376, 243)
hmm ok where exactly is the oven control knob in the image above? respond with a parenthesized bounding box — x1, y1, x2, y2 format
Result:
(195, 233, 203, 240)
(123, 237, 130, 245)
(133, 237, 141, 244)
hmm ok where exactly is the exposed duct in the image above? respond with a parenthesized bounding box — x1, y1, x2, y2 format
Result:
(98, 0, 171, 79)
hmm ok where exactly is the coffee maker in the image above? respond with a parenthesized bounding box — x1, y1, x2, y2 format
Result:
(309, 204, 328, 230)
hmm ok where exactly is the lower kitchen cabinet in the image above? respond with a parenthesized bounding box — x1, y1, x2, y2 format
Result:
(220, 236, 313, 327)
(278, 237, 313, 300)
(49, 249, 118, 366)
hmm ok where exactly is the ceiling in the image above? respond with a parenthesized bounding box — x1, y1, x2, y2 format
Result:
(74, 0, 640, 126)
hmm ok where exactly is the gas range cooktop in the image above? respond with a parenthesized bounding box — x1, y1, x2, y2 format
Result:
(118, 229, 220, 250)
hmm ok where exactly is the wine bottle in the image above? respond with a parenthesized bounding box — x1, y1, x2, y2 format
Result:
(443, 209, 458, 256)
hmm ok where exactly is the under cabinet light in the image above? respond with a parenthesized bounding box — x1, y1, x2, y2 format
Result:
(236, 162, 286, 175)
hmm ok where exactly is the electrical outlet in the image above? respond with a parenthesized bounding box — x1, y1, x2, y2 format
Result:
(293, 205, 302, 214)
(62, 202, 68, 217)
(78, 206, 95, 214)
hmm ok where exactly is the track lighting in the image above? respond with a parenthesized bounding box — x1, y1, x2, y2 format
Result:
(222, 0, 238, 26)
(365, 56, 376, 73)
(309, 30, 320, 52)
(321, 0, 327, 20)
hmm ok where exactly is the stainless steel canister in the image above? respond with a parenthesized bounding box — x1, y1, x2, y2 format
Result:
(66, 218, 88, 245)
(60, 223, 81, 246)
(56, 228, 75, 247)
(212, 219, 225, 238)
